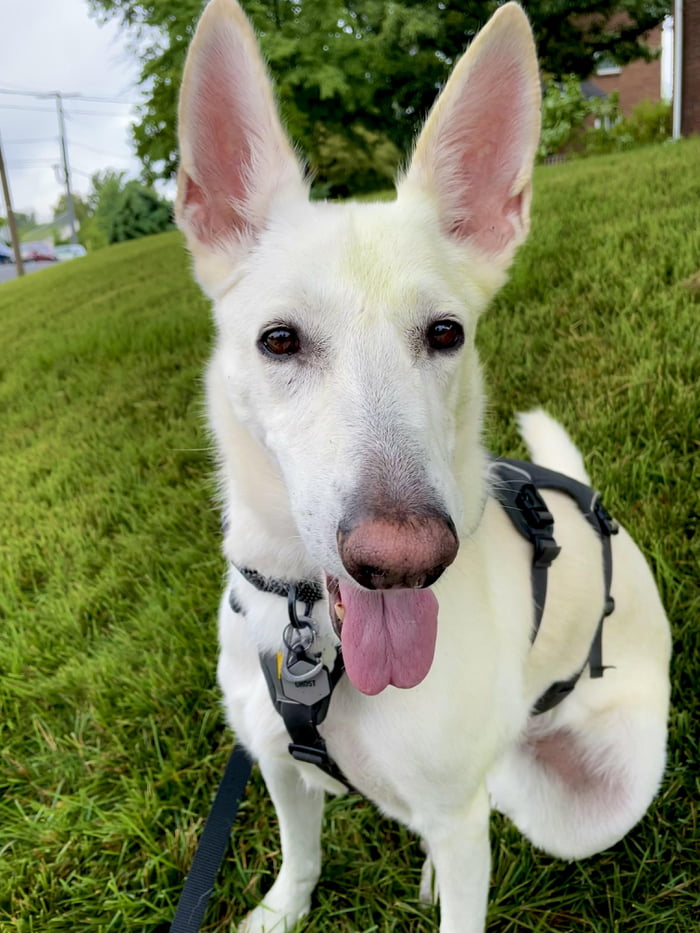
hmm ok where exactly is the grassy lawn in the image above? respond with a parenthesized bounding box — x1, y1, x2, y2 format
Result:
(1, 139, 698, 932)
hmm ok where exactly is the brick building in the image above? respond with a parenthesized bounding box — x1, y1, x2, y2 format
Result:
(681, 0, 700, 134)
(593, 24, 664, 115)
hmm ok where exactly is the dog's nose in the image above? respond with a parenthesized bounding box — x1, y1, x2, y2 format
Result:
(337, 513, 459, 590)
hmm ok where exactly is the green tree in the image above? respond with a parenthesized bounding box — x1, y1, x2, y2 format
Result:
(108, 181, 173, 242)
(89, 0, 670, 194)
(78, 169, 127, 250)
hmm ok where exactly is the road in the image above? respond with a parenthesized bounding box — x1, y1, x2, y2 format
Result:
(0, 261, 58, 285)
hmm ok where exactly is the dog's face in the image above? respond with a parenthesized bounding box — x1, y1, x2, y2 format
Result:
(177, 0, 540, 694)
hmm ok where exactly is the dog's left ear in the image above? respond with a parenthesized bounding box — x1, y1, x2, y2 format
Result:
(175, 0, 308, 297)
(398, 2, 541, 273)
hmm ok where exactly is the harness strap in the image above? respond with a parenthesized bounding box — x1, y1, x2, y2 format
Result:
(260, 650, 355, 790)
(489, 460, 561, 638)
(236, 568, 354, 790)
(491, 458, 619, 715)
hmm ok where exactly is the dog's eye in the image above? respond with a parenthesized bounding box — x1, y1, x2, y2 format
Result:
(259, 326, 301, 357)
(426, 320, 464, 352)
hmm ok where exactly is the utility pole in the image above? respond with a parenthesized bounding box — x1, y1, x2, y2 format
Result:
(0, 130, 25, 276)
(53, 93, 79, 244)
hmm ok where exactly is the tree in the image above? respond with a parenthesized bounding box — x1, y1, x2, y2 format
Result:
(89, 0, 671, 194)
(78, 169, 127, 249)
(108, 181, 173, 242)
(76, 170, 173, 249)
(53, 193, 90, 226)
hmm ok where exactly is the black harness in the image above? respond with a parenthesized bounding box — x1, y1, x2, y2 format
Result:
(491, 459, 619, 712)
(169, 459, 621, 932)
(232, 459, 619, 786)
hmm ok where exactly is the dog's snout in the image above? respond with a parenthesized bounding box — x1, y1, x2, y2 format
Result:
(337, 513, 459, 590)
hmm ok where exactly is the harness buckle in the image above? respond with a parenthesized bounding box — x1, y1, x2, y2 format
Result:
(288, 743, 330, 767)
(283, 583, 325, 684)
(516, 483, 554, 530)
(532, 532, 561, 568)
(593, 498, 619, 537)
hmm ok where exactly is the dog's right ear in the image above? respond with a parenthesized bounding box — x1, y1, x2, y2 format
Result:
(175, 0, 307, 297)
(398, 2, 541, 276)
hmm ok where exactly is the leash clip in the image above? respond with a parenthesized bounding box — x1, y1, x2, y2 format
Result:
(282, 584, 325, 684)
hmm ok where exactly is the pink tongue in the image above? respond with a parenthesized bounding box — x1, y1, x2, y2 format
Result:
(338, 583, 438, 695)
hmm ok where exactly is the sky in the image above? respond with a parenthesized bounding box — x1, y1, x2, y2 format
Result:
(0, 1, 677, 226)
(0, 0, 175, 224)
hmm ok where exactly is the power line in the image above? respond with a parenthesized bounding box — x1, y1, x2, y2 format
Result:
(0, 102, 57, 113)
(4, 137, 57, 145)
(0, 87, 132, 104)
(0, 100, 131, 117)
(0, 86, 138, 226)
(69, 94, 132, 104)
(8, 158, 57, 165)
(65, 107, 134, 117)
(71, 140, 131, 159)
(6, 164, 56, 173)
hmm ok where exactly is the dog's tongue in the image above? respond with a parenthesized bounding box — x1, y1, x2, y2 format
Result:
(338, 584, 438, 695)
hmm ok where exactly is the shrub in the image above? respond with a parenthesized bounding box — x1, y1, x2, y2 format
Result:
(584, 98, 672, 155)
(538, 76, 620, 162)
(108, 182, 174, 244)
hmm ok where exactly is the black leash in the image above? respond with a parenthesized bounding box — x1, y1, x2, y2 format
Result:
(169, 744, 253, 933)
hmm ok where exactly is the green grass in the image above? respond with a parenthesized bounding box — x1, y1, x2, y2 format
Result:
(1, 139, 698, 932)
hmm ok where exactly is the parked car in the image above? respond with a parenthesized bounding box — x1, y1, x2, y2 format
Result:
(20, 241, 57, 262)
(0, 241, 13, 263)
(54, 243, 87, 261)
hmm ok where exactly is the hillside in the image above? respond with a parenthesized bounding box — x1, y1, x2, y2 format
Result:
(1, 139, 698, 931)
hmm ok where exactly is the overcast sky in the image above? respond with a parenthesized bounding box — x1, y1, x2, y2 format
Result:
(0, 0, 171, 223)
(1, 2, 676, 226)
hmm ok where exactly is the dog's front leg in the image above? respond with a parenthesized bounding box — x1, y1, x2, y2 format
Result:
(240, 757, 324, 933)
(418, 785, 491, 933)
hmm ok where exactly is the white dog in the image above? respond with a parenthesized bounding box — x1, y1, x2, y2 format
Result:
(175, 1, 671, 930)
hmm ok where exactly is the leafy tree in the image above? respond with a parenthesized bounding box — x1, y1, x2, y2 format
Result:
(538, 75, 620, 159)
(78, 169, 127, 249)
(76, 170, 173, 249)
(53, 193, 90, 227)
(89, 0, 670, 194)
(108, 181, 173, 242)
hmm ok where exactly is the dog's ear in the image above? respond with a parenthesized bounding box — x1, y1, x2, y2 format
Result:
(398, 2, 541, 273)
(175, 0, 307, 297)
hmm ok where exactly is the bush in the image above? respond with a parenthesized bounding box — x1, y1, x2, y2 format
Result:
(108, 182, 174, 244)
(584, 98, 672, 155)
(538, 76, 619, 162)
(539, 77, 673, 162)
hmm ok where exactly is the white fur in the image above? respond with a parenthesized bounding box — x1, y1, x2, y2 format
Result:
(176, 3, 672, 931)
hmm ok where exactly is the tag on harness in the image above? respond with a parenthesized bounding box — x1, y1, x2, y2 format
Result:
(260, 652, 333, 708)
(280, 661, 331, 706)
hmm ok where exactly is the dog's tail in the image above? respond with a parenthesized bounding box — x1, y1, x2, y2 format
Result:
(517, 408, 591, 485)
